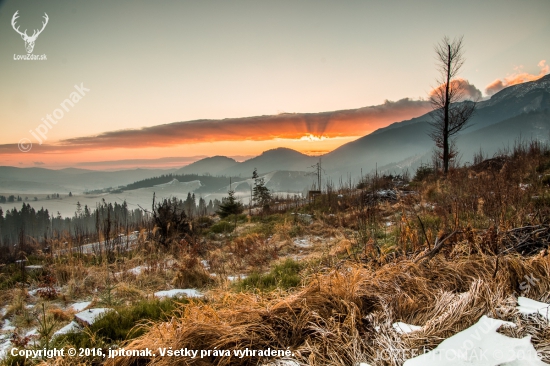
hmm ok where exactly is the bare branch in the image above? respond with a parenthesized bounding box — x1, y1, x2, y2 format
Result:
(428, 35, 475, 173)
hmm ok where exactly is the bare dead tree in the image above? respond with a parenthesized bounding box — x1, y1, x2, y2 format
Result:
(429, 36, 476, 174)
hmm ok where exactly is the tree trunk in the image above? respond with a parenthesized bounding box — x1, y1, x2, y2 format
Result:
(443, 44, 451, 174)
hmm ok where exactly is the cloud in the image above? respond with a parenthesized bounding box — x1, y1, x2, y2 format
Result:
(0, 99, 431, 154)
(76, 156, 207, 168)
(429, 78, 482, 101)
(485, 60, 549, 96)
(33, 161, 45, 165)
(301, 149, 331, 156)
(461, 80, 483, 101)
(484, 79, 504, 96)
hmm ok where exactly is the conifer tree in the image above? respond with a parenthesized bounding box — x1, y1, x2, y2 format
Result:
(252, 168, 272, 213)
(217, 189, 244, 219)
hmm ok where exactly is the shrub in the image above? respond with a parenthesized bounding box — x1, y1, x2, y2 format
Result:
(56, 297, 184, 346)
(172, 255, 214, 288)
(197, 216, 214, 228)
(210, 221, 234, 234)
(414, 164, 435, 182)
(236, 258, 303, 292)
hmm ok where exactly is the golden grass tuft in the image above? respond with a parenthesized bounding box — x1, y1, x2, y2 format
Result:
(329, 239, 352, 256)
(48, 307, 72, 322)
(99, 251, 550, 366)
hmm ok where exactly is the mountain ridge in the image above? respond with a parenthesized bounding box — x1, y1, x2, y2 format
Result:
(1, 76, 549, 192)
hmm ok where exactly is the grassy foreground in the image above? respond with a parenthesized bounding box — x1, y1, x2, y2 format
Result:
(2, 141, 550, 365)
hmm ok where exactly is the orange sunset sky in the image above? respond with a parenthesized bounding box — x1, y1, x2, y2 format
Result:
(0, 0, 548, 169)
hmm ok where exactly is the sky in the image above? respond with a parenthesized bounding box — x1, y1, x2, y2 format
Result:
(0, 0, 548, 169)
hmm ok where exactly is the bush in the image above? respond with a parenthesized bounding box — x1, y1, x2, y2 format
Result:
(197, 216, 214, 228)
(288, 224, 304, 238)
(56, 297, 184, 346)
(172, 256, 214, 288)
(210, 221, 234, 234)
(0, 266, 25, 290)
(414, 164, 435, 182)
(236, 258, 303, 292)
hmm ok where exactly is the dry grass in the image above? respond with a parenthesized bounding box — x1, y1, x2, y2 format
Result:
(98, 248, 550, 366)
(172, 255, 214, 289)
(3, 287, 29, 319)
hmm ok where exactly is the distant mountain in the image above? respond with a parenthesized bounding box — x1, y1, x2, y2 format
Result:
(322, 120, 433, 177)
(0, 167, 173, 193)
(153, 178, 202, 189)
(169, 75, 550, 181)
(371, 74, 550, 137)
(219, 170, 314, 194)
(174, 156, 238, 175)
(458, 108, 550, 158)
(322, 74, 550, 176)
(2, 76, 548, 196)
(177, 148, 317, 179)
(171, 74, 550, 182)
(218, 148, 317, 177)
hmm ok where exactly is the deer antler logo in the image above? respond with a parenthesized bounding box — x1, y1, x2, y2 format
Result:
(11, 11, 49, 54)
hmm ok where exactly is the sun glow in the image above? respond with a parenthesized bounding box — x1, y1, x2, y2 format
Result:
(299, 134, 327, 142)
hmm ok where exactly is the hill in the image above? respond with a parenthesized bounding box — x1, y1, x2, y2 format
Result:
(171, 75, 550, 181)
(0, 167, 172, 193)
(174, 156, 238, 176)
(321, 74, 550, 176)
(218, 148, 317, 177)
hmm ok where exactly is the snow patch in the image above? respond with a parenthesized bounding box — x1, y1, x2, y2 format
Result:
(25, 328, 38, 337)
(294, 238, 312, 248)
(1, 319, 15, 331)
(127, 265, 146, 275)
(54, 321, 82, 337)
(404, 315, 544, 365)
(75, 308, 114, 326)
(24, 265, 43, 271)
(154, 289, 203, 299)
(69, 301, 91, 312)
(262, 360, 301, 366)
(517, 297, 550, 321)
(0, 339, 11, 360)
(393, 322, 422, 334)
(227, 275, 248, 282)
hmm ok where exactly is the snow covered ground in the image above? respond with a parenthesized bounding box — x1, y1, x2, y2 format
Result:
(404, 315, 548, 365)
(517, 297, 550, 321)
